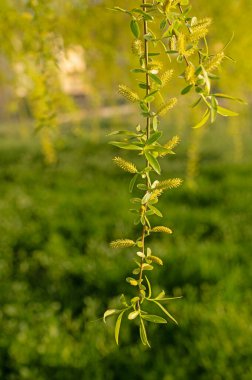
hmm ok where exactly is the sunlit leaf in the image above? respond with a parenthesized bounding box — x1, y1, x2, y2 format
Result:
(115, 309, 127, 345)
(217, 106, 239, 117)
(141, 314, 167, 323)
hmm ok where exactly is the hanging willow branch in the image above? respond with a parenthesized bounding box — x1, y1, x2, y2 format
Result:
(104, 0, 241, 347)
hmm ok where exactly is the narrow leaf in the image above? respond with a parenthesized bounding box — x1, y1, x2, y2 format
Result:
(149, 73, 162, 85)
(193, 110, 210, 129)
(148, 204, 163, 217)
(213, 93, 246, 104)
(141, 314, 167, 324)
(145, 152, 161, 174)
(130, 20, 140, 38)
(145, 275, 152, 298)
(128, 310, 140, 320)
(146, 131, 162, 145)
(152, 116, 158, 131)
(103, 309, 120, 323)
(181, 84, 193, 95)
(140, 318, 151, 347)
(129, 173, 139, 193)
(109, 141, 143, 150)
(115, 309, 127, 345)
(217, 106, 239, 117)
(152, 300, 178, 325)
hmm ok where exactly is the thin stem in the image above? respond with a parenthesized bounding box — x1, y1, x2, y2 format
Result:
(137, 0, 151, 307)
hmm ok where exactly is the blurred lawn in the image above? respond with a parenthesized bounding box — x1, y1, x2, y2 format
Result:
(0, 119, 252, 380)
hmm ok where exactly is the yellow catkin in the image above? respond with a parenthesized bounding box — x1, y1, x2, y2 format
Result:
(118, 85, 139, 103)
(185, 63, 196, 85)
(156, 178, 183, 190)
(196, 17, 212, 28)
(164, 135, 180, 151)
(177, 33, 186, 55)
(132, 39, 144, 57)
(113, 157, 137, 173)
(149, 255, 163, 265)
(148, 61, 163, 72)
(110, 239, 136, 249)
(161, 69, 174, 86)
(151, 226, 173, 234)
(189, 18, 212, 42)
(204, 52, 225, 72)
(149, 189, 163, 201)
(178, 33, 195, 57)
(170, 35, 177, 51)
(157, 98, 177, 117)
(189, 26, 208, 42)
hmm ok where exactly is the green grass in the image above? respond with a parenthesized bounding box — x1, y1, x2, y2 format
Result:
(0, 119, 251, 380)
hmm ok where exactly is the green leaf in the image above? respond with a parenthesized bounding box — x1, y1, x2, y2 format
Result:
(156, 296, 183, 302)
(192, 110, 210, 129)
(210, 96, 218, 123)
(108, 6, 129, 14)
(142, 263, 154, 271)
(213, 93, 246, 104)
(139, 318, 151, 347)
(146, 131, 162, 145)
(144, 95, 155, 103)
(109, 141, 143, 150)
(128, 310, 140, 320)
(160, 19, 167, 30)
(144, 32, 154, 41)
(120, 294, 129, 307)
(148, 204, 163, 217)
(130, 20, 140, 38)
(142, 191, 151, 204)
(132, 8, 153, 21)
(141, 314, 167, 324)
(181, 84, 193, 95)
(126, 277, 138, 286)
(191, 97, 202, 108)
(132, 267, 140, 275)
(217, 106, 239, 117)
(137, 183, 148, 191)
(152, 116, 158, 131)
(140, 101, 150, 112)
(131, 68, 146, 73)
(137, 251, 145, 258)
(152, 300, 178, 325)
(115, 309, 127, 345)
(149, 73, 162, 85)
(129, 173, 139, 193)
(103, 309, 120, 323)
(145, 275, 152, 298)
(155, 290, 165, 300)
(107, 130, 139, 136)
(145, 152, 161, 174)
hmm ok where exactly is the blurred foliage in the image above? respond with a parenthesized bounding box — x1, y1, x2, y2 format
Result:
(0, 0, 251, 109)
(0, 119, 252, 379)
(0, 1, 251, 377)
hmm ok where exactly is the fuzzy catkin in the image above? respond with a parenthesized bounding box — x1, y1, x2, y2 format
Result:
(110, 239, 136, 249)
(113, 157, 137, 173)
(205, 52, 225, 72)
(155, 178, 183, 190)
(118, 85, 139, 103)
(157, 98, 177, 117)
(151, 226, 173, 234)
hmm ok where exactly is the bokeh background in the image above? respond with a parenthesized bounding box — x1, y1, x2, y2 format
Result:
(0, 1, 252, 379)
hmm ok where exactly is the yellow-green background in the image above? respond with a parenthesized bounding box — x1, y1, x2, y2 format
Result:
(0, 1, 251, 379)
